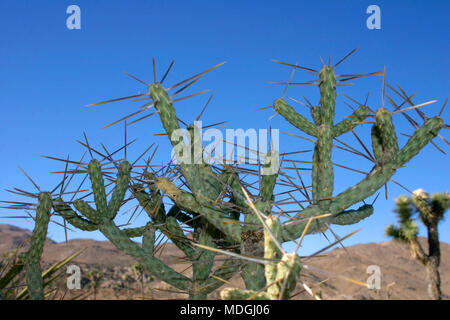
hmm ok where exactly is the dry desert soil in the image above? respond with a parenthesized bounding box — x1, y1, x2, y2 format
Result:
(1, 224, 448, 300)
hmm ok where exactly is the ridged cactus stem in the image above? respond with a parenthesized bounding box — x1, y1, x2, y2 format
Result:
(99, 220, 192, 291)
(313, 66, 336, 209)
(24, 192, 51, 300)
(88, 159, 108, 219)
(191, 229, 215, 299)
(154, 177, 242, 242)
(375, 107, 399, 163)
(281, 114, 442, 241)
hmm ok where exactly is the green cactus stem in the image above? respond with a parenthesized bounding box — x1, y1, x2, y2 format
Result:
(24, 192, 51, 300)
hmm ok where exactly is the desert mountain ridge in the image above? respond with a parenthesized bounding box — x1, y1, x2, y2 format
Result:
(1, 224, 449, 300)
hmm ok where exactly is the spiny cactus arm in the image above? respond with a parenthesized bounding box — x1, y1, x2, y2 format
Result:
(247, 152, 279, 230)
(374, 108, 399, 163)
(193, 231, 215, 283)
(329, 116, 443, 212)
(220, 288, 271, 300)
(53, 161, 131, 231)
(190, 230, 216, 299)
(371, 125, 384, 162)
(333, 105, 372, 137)
(259, 158, 278, 202)
(319, 66, 336, 126)
(186, 123, 223, 200)
(282, 204, 373, 241)
(106, 161, 131, 220)
(332, 204, 374, 225)
(393, 116, 443, 166)
(62, 159, 130, 225)
(99, 220, 191, 291)
(153, 177, 202, 213)
(24, 192, 51, 300)
(314, 125, 334, 209)
(73, 199, 102, 224)
(311, 67, 336, 210)
(131, 183, 196, 258)
(329, 165, 397, 213)
(307, 116, 441, 222)
(155, 177, 242, 242)
(87, 159, 108, 218)
(273, 98, 318, 137)
(122, 221, 155, 238)
(149, 83, 182, 145)
(53, 198, 99, 231)
(142, 225, 155, 256)
(149, 84, 222, 199)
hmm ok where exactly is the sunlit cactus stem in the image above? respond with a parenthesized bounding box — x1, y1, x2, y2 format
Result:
(24, 192, 52, 300)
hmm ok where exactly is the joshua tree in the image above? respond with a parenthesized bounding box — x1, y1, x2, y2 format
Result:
(385, 189, 450, 300)
(87, 269, 103, 300)
(131, 262, 146, 298)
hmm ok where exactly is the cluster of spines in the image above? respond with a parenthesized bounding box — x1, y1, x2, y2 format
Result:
(272, 61, 443, 241)
(7, 54, 445, 300)
(52, 156, 241, 299)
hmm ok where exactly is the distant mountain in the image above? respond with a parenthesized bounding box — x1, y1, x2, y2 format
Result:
(1, 224, 448, 300)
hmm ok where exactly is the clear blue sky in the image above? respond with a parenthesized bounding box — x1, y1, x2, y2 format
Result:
(0, 1, 448, 255)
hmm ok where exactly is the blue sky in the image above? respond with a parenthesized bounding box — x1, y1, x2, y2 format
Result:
(0, 1, 448, 255)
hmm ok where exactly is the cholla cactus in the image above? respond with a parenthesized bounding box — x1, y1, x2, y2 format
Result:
(3, 51, 447, 299)
(385, 189, 450, 300)
(43, 55, 448, 297)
